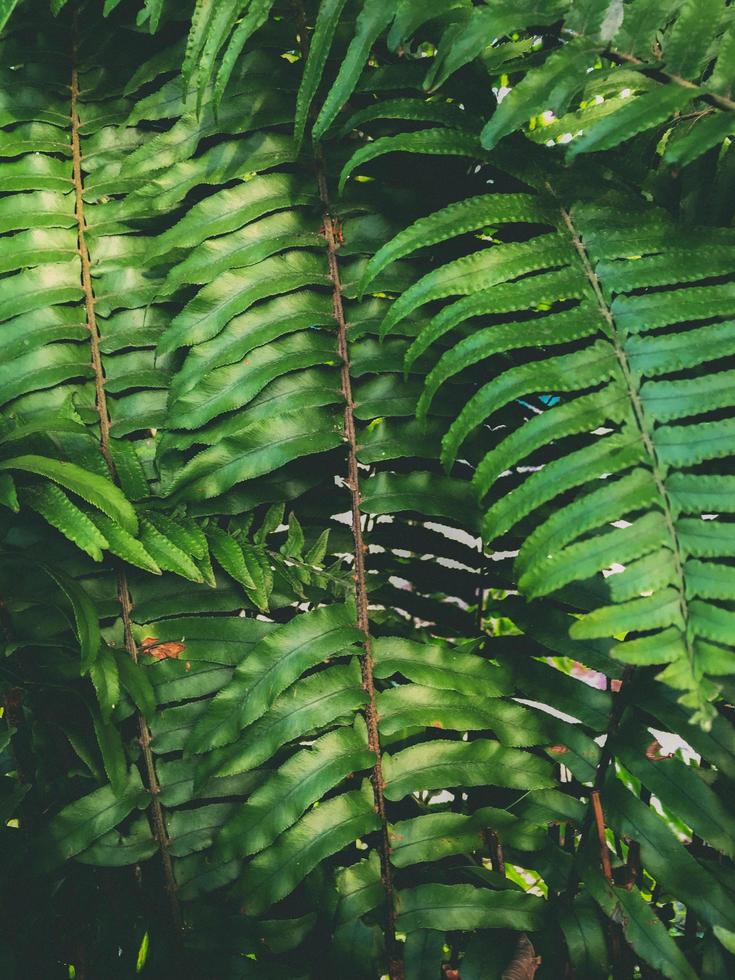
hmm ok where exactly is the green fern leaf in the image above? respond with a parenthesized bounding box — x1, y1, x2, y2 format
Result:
(34, 769, 146, 873)
(213, 0, 277, 106)
(383, 739, 555, 801)
(186, 604, 363, 754)
(0, 455, 138, 533)
(339, 127, 484, 194)
(214, 723, 373, 861)
(86, 511, 161, 574)
(424, 0, 568, 91)
(396, 884, 546, 933)
(193, 661, 367, 786)
(157, 252, 331, 356)
(22, 484, 108, 562)
(138, 517, 204, 583)
(567, 84, 698, 158)
(481, 38, 600, 150)
(312, 0, 394, 142)
(235, 782, 381, 917)
(359, 192, 549, 298)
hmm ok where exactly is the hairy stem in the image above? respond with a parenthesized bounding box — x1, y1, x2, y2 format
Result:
(315, 156, 401, 979)
(290, 1, 400, 970)
(69, 30, 182, 936)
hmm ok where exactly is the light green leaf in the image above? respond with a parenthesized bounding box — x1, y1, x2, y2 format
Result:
(383, 739, 555, 800)
(214, 724, 374, 860)
(235, 783, 381, 917)
(0, 454, 137, 533)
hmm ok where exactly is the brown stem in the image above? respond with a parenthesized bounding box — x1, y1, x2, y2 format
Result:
(563, 664, 633, 902)
(563, 663, 631, 975)
(69, 22, 182, 936)
(607, 48, 735, 114)
(70, 77, 113, 474)
(118, 580, 183, 933)
(563, 27, 735, 113)
(591, 790, 613, 884)
(315, 157, 401, 979)
(484, 829, 506, 877)
(291, 7, 400, 972)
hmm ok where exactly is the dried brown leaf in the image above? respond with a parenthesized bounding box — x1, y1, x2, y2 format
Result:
(140, 636, 186, 661)
(501, 934, 541, 980)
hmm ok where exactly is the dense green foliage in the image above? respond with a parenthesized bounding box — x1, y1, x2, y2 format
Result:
(1, 1, 735, 977)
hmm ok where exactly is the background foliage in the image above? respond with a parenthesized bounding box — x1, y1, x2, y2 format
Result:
(1, 1, 735, 977)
